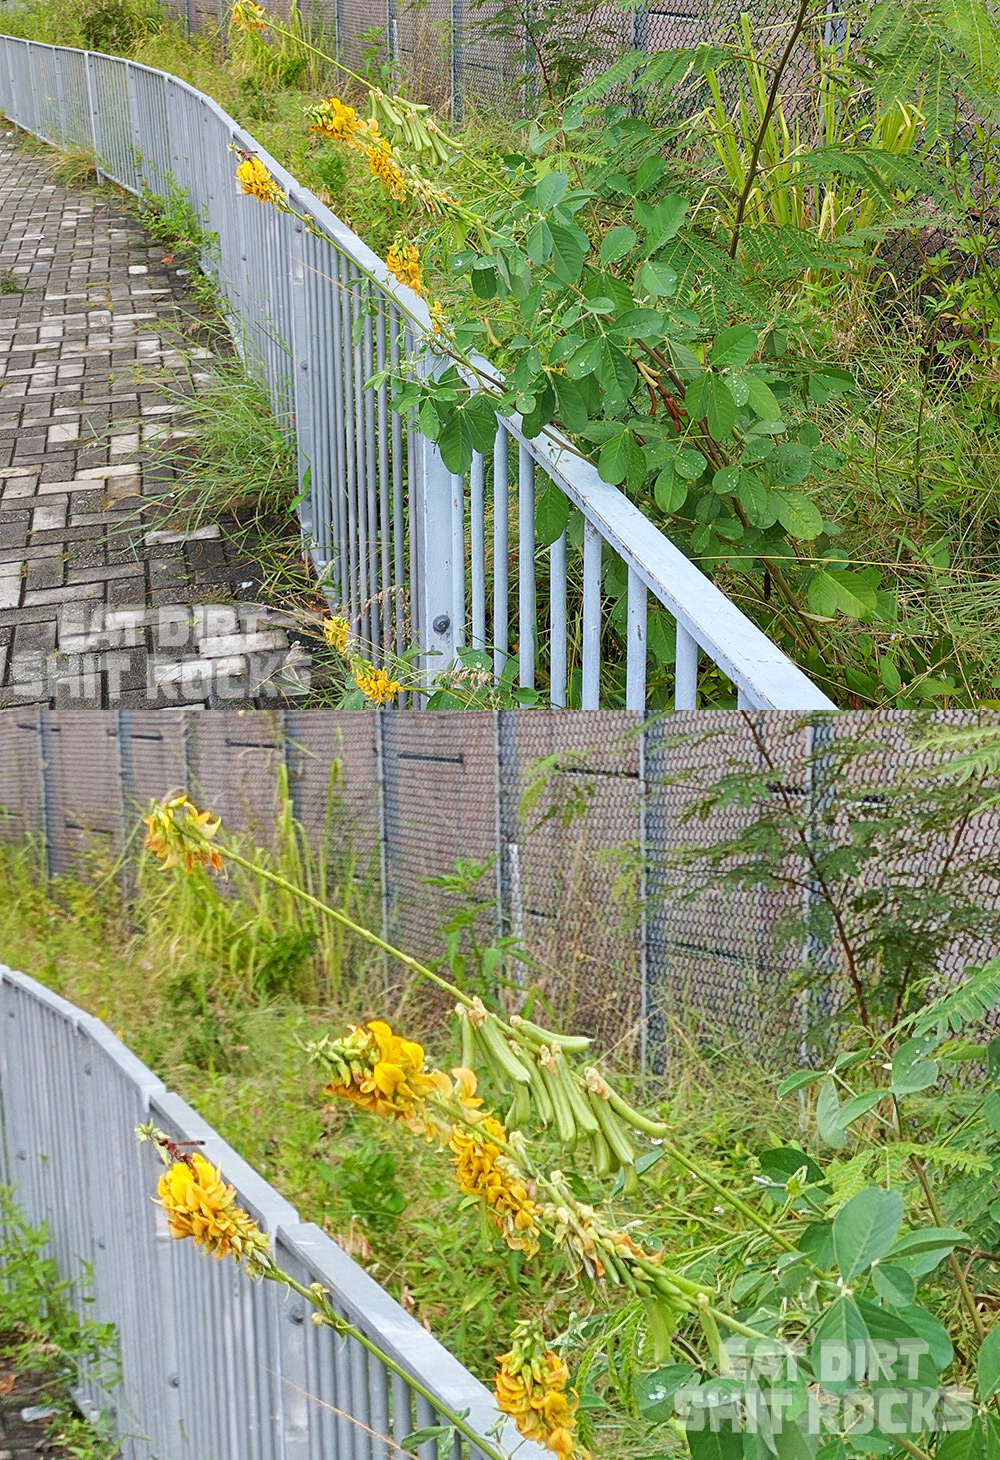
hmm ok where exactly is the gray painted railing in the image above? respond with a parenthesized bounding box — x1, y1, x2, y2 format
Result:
(0, 962, 544, 1460)
(0, 36, 835, 712)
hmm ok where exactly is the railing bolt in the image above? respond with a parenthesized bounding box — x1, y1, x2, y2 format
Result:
(433, 614, 451, 634)
(168, 1375, 180, 1388)
(289, 1311, 304, 1325)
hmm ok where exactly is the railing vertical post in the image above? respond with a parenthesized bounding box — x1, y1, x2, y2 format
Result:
(288, 217, 317, 563)
(376, 709, 400, 980)
(625, 567, 647, 714)
(410, 411, 458, 684)
(674, 622, 698, 710)
(83, 51, 102, 182)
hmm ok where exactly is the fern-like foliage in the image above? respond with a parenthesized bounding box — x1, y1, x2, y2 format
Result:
(912, 956, 1000, 1038)
(862, 0, 1000, 141)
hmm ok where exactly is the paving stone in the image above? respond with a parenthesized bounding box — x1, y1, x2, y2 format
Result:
(0, 134, 310, 708)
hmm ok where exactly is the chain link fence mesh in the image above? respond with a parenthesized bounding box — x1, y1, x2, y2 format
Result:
(3, 708, 1000, 1073)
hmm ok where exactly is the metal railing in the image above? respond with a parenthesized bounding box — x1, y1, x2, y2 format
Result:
(0, 36, 834, 712)
(0, 962, 544, 1460)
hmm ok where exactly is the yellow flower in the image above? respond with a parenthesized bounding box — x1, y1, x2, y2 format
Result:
(157, 1155, 272, 1276)
(354, 662, 402, 705)
(385, 238, 426, 297)
(308, 97, 375, 145)
(142, 793, 224, 874)
(236, 156, 287, 209)
(449, 1119, 541, 1255)
(494, 1324, 588, 1459)
(366, 142, 408, 202)
(430, 299, 446, 335)
(229, 0, 267, 31)
(322, 616, 350, 653)
(312, 1020, 449, 1129)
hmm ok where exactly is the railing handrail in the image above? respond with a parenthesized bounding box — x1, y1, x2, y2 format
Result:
(0, 960, 545, 1460)
(0, 35, 835, 711)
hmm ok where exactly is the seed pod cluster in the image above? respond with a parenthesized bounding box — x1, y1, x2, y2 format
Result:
(458, 1001, 655, 1194)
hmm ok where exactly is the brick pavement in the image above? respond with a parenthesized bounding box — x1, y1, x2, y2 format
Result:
(0, 134, 311, 708)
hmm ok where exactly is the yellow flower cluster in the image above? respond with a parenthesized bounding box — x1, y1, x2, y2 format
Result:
(494, 1324, 588, 1459)
(309, 96, 376, 145)
(236, 155, 288, 208)
(322, 615, 350, 653)
(157, 1154, 273, 1277)
(309, 96, 457, 216)
(142, 794, 224, 874)
(229, 0, 268, 31)
(449, 1118, 541, 1256)
(354, 663, 402, 705)
(366, 139, 408, 201)
(385, 239, 425, 297)
(314, 1020, 450, 1126)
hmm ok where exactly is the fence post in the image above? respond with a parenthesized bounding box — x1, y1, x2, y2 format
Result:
(115, 709, 135, 896)
(495, 711, 523, 983)
(376, 710, 400, 980)
(638, 716, 649, 1074)
(288, 218, 318, 562)
(36, 708, 55, 879)
(801, 714, 836, 1057)
(450, 0, 464, 124)
(410, 418, 459, 685)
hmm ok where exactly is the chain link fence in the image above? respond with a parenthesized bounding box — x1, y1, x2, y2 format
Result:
(3, 708, 1000, 1072)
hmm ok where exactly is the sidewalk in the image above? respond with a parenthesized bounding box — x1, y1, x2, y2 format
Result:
(0, 134, 310, 707)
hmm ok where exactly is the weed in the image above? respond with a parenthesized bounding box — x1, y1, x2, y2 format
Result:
(0, 268, 22, 294)
(0, 1187, 120, 1460)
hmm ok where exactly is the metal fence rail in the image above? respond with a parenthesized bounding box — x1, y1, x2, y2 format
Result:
(0, 962, 545, 1460)
(0, 35, 833, 712)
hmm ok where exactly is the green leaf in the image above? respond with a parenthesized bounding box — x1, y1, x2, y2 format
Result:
(893, 1302, 953, 1373)
(746, 377, 782, 419)
(634, 1364, 699, 1422)
(549, 222, 588, 284)
(654, 468, 687, 513)
(710, 324, 758, 369)
(612, 308, 666, 340)
(535, 170, 568, 211)
(983, 1091, 1000, 1134)
(675, 448, 706, 481)
(551, 374, 589, 432)
(438, 413, 472, 474)
(637, 260, 677, 298)
(776, 491, 823, 541)
(526, 219, 553, 264)
(706, 377, 737, 440)
(634, 194, 687, 250)
(832, 1188, 904, 1280)
(712, 464, 740, 496)
(808, 570, 878, 620)
(403, 1425, 452, 1447)
(810, 1297, 868, 1394)
(566, 337, 603, 380)
(887, 1227, 965, 1277)
(816, 1076, 848, 1149)
(738, 472, 775, 527)
(600, 226, 637, 266)
(535, 479, 571, 546)
(937, 1415, 1000, 1460)
(979, 1324, 1000, 1400)
(601, 341, 637, 398)
(598, 429, 633, 485)
(777, 1069, 826, 1097)
(891, 1037, 939, 1095)
(870, 1262, 916, 1306)
(770, 443, 813, 487)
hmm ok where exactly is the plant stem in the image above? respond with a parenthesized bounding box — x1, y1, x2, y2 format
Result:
(728, 0, 816, 259)
(275, 1270, 509, 1460)
(218, 844, 473, 1005)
